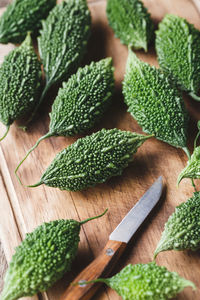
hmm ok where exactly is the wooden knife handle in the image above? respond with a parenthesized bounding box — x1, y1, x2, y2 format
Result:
(60, 240, 126, 300)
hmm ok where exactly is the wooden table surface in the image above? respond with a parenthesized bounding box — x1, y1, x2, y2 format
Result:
(0, 1, 10, 294)
(1, 1, 200, 300)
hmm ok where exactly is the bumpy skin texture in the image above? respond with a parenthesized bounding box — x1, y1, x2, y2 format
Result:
(0, 0, 56, 44)
(156, 14, 200, 97)
(154, 192, 200, 258)
(0, 34, 41, 126)
(97, 263, 195, 300)
(38, 0, 91, 87)
(36, 129, 151, 191)
(178, 146, 200, 184)
(123, 49, 189, 149)
(1, 219, 81, 300)
(49, 58, 114, 136)
(106, 0, 154, 51)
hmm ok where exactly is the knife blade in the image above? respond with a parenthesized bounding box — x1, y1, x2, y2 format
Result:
(60, 176, 163, 300)
(110, 176, 163, 243)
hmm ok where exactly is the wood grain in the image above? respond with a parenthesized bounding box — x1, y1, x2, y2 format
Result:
(0, 244, 7, 294)
(61, 240, 126, 300)
(0, 0, 10, 294)
(192, 0, 200, 13)
(0, 1, 200, 300)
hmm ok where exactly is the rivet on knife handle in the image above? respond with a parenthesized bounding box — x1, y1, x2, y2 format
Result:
(60, 240, 126, 300)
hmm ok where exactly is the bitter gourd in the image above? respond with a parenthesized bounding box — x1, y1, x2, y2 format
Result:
(15, 58, 114, 171)
(1, 210, 107, 300)
(178, 146, 200, 185)
(123, 48, 189, 153)
(81, 262, 195, 300)
(154, 192, 200, 258)
(0, 0, 56, 44)
(106, 0, 154, 51)
(0, 33, 41, 141)
(29, 0, 91, 122)
(177, 121, 200, 188)
(156, 14, 200, 101)
(16, 129, 152, 191)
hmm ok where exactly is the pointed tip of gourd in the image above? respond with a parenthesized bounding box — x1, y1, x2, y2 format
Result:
(153, 236, 168, 259)
(180, 278, 196, 291)
(177, 175, 183, 187)
(143, 44, 148, 53)
(182, 147, 191, 160)
(102, 57, 113, 68)
(153, 249, 159, 260)
(138, 133, 154, 142)
(22, 32, 33, 47)
(146, 133, 154, 139)
(80, 209, 108, 225)
(126, 46, 140, 70)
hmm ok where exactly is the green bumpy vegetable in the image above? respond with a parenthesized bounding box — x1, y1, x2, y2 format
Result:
(106, 0, 154, 51)
(81, 262, 195, 300)
(15, 58, 115, 173)
(156, 14, 200, 101)
(0, 33, 41, 141)
(123, 48, 189, 151)
(154, 192, 200, 258)
(1, 210, 107, 300)
(49, 58, 114, 136)
(31, 0, 91, 121)
(19, 129, 152, 191)
(178, 146, 200, 185)
(0, 0, 56, 44)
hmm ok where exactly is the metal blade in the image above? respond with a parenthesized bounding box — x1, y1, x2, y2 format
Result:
(109, 176, 163, 243)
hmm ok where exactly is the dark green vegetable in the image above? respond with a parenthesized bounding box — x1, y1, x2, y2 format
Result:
(106, 0, 154, 51)
(0, 33, 41, 141)
(16, 129, 152, 191)
(178, 146, 200, 185)
(80, 262, 195, 300)
(177, 121, 200, 188)
(28, 0, 91, 122)
(0, 0, 56, 44)
(1, 210, 107, 300)
(156, 14, 200, 101)
(154, 192, 200, 258)
(15, 58, 114, 171)
(123, 48, 189, 154)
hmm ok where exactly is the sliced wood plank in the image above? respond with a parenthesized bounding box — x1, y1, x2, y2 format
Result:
(0, 243, 7, 293)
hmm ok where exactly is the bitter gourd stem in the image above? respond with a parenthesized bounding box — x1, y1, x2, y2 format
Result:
(80, 209, 108, 225)
(189, 92, 200, 101)
(15, 132, 54, 186)
(26, 80, 52, 125)
(27, 181, 43, 188)
(0, 126, 10, 141)
(194, 131, 200, 149)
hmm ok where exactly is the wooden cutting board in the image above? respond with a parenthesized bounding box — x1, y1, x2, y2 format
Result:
(0, 0, 200, 299)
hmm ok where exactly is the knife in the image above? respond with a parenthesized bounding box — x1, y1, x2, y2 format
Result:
(60, 176, 163, 300)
